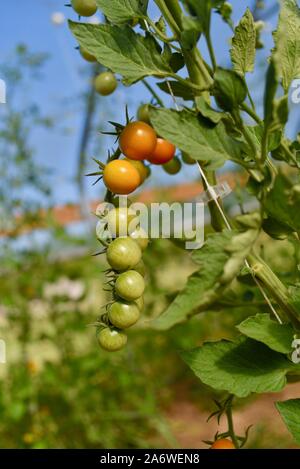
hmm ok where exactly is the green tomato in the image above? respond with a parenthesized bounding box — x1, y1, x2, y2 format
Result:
(108, 301, 140, 329)
(130, 227, 149, 251)
(181, 152, 196, 165)
(79, 46, 96, 63)
(163, 156, 182, 175)
(106, 237, 142, 271)
(94, 72, 117, 96)
(135, 296, 144, 311)
(107, 207, 137, 237)
(71, 0, 97, 17)
(97, 327, 127, 351)
(115, 270, 145, 301)
(132, 259, 146, 277)
(137, 104, 151, 124)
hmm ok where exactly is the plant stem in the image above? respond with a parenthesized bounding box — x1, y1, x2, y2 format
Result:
(142, 79, 164, 107)
(247, 254, 300, 329)
(144, 17, 177, 43)
(153, 0, 181, 37)
(241, 102, 262, 124)
(205, 34, 217, 71)
(225, 396, 239, 448)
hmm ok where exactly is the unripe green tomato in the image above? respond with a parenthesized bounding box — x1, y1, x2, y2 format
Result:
(124, 158, 149, 184)
(137, 104, 151, 124)
(135, 296, 144, 311)
(115, 270, 145, 301)
(163, 156, 182, 175)
(132, 259, 146, 277)
(107, 207, 137, 237)
(106, 237, 142, 271)
(97, 327, 127, 351)
(94, 72, 117, 96)
(79, 46, 96, 62)
(108, 301, 140, 329)
(130, 227, 149, 251)
(181, 152, 196, 165)
(71, 0, 97, 17)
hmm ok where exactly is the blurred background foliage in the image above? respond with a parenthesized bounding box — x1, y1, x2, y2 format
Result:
(0, 0, 299, 449)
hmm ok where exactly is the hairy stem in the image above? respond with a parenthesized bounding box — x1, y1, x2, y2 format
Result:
(225, 396, 239, 448)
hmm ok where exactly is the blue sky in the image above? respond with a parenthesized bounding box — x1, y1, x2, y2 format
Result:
(0, 0, 298, 207)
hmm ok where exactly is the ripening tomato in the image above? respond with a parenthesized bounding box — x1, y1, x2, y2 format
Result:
(106, 207, 137, 237)
(103, 160, 141, 195)
(71, 0, 97, 17)
(79, 46, 96, 62)
(137, 104, 151, 124)
(124, 158, 149, 184)
(210, 439, 236, 449)
(94, 72, 117, 96)
(182, 152, 196, 165)
(163, 156, 182, 175)
(97, 327, 127, 352)
(119, 122, 157, 161)
(147, 138, 176, 165)
(108, 301, 140, 329)
(106, 237, 142, 272)
(115, 270, 145, 301)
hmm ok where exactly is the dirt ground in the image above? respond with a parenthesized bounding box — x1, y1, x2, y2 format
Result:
(165, 382, 300, 448)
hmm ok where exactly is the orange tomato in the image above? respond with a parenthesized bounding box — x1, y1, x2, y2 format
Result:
(119, 121, 157, 161)
(147, 138, 175, 165)
(210, 438, 236, 449)
(103, 160, 141, 195)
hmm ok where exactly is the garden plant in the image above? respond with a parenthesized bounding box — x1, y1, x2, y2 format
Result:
(68, 0, 300, 448)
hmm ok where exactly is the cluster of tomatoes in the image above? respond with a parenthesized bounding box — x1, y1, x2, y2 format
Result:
(96, 119, 178, 351)
(96, 205, 149, 351)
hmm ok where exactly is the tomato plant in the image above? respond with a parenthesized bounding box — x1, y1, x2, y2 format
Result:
(69, 0, 300, 448)
(147, 137, 176, 165)
(106, 237, 142, 272)
(108, 300, 140, 329)
(119, 121, 157, 161)
(103, 160, 141, 194)
(94, 71, 117, 96)
(210, 439, 235, 450)
(71, 0, 97, 17)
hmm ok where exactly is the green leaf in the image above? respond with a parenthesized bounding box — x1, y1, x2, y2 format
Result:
(149, 108, 243, 170)
(273, 0, 300, 92)
(276, 399, 300, 445)
(181, 337, 299, 398)
(182, 0, 212, 36)
(237, 314, 294, 354)
(96, 0, 148, 24)
(195, 96, 225, 124)
(181, 15, 201, 50)
(152, 230, 258, 330)
(156, 80, 194, 101)
(213, 68, 247, 111)
(264, 173, 300, 232)
(230, 8, 256, 75)
(69, 22, 173, 85)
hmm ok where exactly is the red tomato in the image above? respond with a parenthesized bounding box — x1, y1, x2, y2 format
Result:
(210, 438, 236, 449)
(147, 138, 176, 165)
(119, 121, 157, 161)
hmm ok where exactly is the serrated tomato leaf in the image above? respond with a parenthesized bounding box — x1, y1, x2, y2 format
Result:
(276, 399, 300, 445)
(181, 337, 299, 398)
(69, 21, 173, 85)
(152, 229, 258, 330)
(237, 314, 294, 354)
(149, 108, 243, 170)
